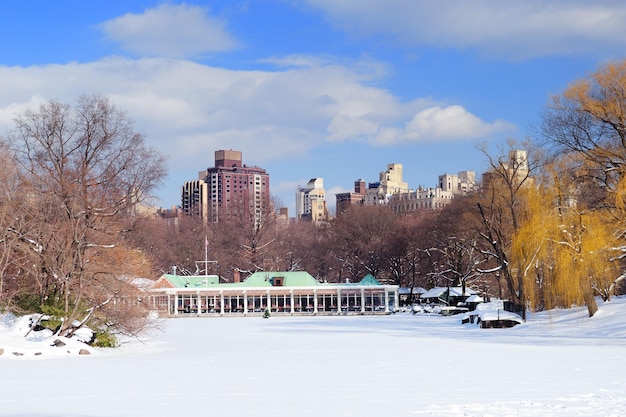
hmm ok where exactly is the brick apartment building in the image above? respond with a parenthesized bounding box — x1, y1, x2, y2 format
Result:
(181, 150, 270, 225)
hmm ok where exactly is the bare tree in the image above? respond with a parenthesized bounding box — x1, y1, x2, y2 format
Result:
(0, 141, 36, 306)
(6, 94, 167, 337)
(541, 61, 626, 195)
(213, 198, 278, 276)
(475, 141, 539, 319)
(331, 204, 397, 283)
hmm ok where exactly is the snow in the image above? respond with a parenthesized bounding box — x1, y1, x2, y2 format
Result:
(420, 286, 477, 299)
(1, 298, 626, 417)
(465, 294, 484, 303)
(0, 314, 95, 357)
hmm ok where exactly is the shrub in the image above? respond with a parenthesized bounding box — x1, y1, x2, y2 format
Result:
(14, 293, 42, 314)
(91, 330, 118, 348)
(39, 304, 66, 333)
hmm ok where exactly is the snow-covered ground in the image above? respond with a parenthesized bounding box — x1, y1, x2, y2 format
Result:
(1, 298, 625, 417)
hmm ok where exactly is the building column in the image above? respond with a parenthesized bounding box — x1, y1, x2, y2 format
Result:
(174, 293, 179, 315)
(360, 289, 366, 314)
(393, 288, 399, 312)
(290, 290, 294, 315)
(384, 290, 390, 313)
(243, 291, 248, 315)
(313, 289, 318, 314)
(196, 291, 201, 316)
(337, 288, 342, 314)
(220, 291, 224, 315)
(266, 289, 271, 312)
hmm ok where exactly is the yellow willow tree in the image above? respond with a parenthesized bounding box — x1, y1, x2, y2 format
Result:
(606, 175, 626, 296)
(550, 207, 617, 317)
(509, 183, 551, 312)
(539, 60, 626, 310)
(512, 167, 618, 317)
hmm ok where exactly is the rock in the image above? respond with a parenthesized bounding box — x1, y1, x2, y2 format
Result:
(34, 352, 42, 356)
(0, 347, 4, 356)
(78, 348, 91, 355)
(51, 339, 66, 347)
(12, 352, 24, 356)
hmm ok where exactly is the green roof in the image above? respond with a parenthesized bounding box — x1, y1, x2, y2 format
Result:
(161, 271, 383, 289)
(244, 271, 320, 287)
(358, 274, 382, 286)
(162, 274, 221, 288)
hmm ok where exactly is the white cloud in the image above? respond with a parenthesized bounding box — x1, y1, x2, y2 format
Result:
(327, 102, 515, 146)
(0, 95, 47, 130)
(262, 54, 390, 81)
(399, 105, 515, 142)
(305, 0, 626, 59)
(0, 56, 513, 204)
(0, 56, 512, 154)
(100, 4, 240, 58)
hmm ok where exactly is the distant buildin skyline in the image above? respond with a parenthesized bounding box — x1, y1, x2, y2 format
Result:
(295, 178, 328, 222)
(177, 150, 523, 221)
(336, 163, 479, 215)
(388, 171, 477, 214)
(181, 150, 270, 225)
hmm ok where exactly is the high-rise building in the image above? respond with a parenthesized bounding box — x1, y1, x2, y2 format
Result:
(296, 178, 328, 222)
(363, 163, 409, 205)
(181, 150, 270, 225)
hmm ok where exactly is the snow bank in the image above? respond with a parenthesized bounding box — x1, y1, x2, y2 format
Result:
(0, 313, 95, 359)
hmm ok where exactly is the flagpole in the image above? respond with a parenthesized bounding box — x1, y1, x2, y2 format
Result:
(205, 236, 209, 277)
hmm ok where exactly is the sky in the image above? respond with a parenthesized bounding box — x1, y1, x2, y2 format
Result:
(1, 1, 626, 214)
(2, 297, 626, 416)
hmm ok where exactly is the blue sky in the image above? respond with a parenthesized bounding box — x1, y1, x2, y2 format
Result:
(1, 1, 625, 214)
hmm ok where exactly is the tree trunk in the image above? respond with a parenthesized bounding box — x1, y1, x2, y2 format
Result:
(582, 282, 598, 317)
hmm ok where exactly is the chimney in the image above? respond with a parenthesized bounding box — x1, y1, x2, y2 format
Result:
(233, 269, 241, 283)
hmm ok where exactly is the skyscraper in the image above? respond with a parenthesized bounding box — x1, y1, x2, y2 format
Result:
(182, 150, 270, 225)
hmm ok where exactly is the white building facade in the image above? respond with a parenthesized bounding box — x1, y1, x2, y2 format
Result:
(364, 163, 409, 205)
(296, 178, 328, 221)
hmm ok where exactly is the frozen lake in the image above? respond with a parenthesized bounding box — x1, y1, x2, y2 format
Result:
(2, 299, 626, 417)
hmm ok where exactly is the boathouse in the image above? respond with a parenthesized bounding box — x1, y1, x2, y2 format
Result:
(146, 271, 399, 316)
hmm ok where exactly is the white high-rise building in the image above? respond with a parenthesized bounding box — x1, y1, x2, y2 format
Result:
(439, 171, 477, 195)
(364, 163, 409, 205)
(296, 178, 328, 222)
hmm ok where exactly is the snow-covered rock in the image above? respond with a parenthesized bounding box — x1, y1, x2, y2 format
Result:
(0, 313, 96, 359)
